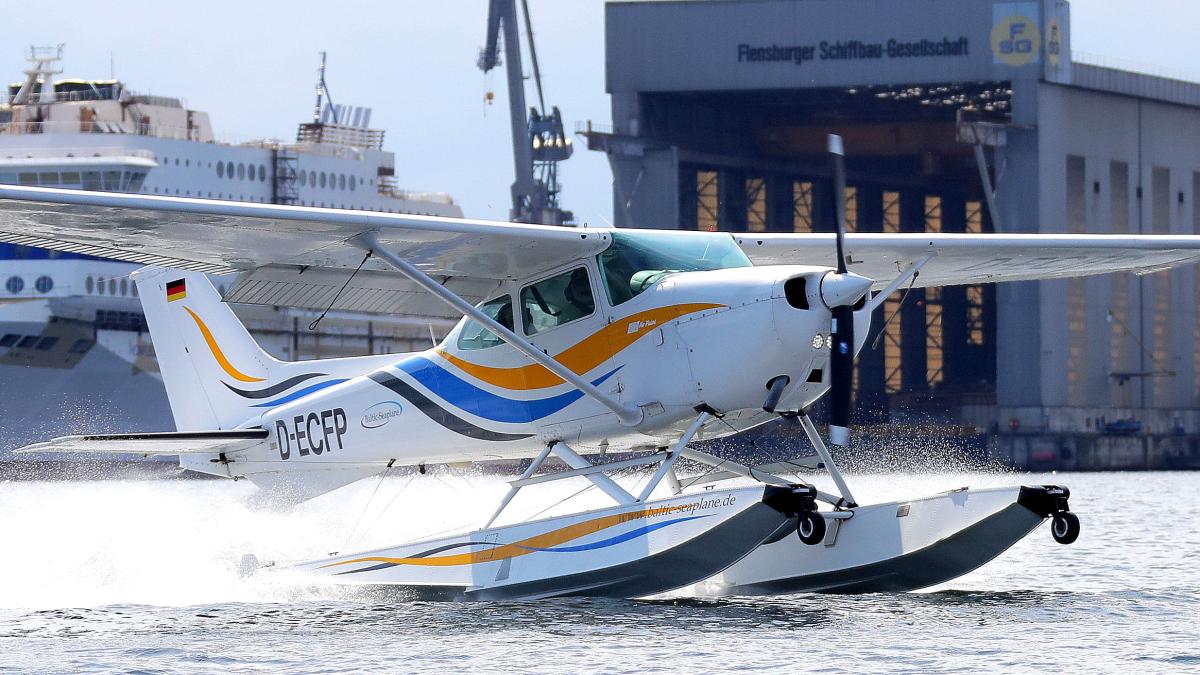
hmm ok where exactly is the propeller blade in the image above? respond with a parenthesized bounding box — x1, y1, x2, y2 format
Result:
(829, 304, 854, 446)
(828, 134, 852, 446)
(828, 134, 848, 274)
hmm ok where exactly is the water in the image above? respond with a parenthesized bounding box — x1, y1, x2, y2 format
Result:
(1, 471, 1198, 673)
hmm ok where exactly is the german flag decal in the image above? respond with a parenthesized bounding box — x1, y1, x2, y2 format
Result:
(166, 278, 187, 302)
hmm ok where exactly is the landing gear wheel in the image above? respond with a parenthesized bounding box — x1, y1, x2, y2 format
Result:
(1051, 511, 1080, 545)
(796, 511, 827, 545)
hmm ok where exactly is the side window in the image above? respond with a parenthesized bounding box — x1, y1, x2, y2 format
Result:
(520, 267, 595, 336)
(457, 295, 514, 350)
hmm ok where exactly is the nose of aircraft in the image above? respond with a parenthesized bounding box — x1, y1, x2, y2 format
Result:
(818, 271, 873, 308)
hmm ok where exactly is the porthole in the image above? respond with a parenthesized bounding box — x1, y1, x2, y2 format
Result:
(310, 170, 316, 186)
(97, 278, 105, 295)
(119, 278, 128, 296)
(300, 171, 307, 186)
(320, 172, 327, 188)
(185, 159, 190, 167)
(108, 278, 116, 295)
(174, 158, 179, 166)
(217, 162, 224, 178)
(35, 276, 53, 293)
(259, 165, 267, 182)
(85, 276, 94, 294)
(226, 161, 234, 178)
(132, 284, 138, 297)
(5, 276, 23, 294)
(338, 174, 346, 190)
(349, 176, 356, 191)
(237, 163, 245, 180)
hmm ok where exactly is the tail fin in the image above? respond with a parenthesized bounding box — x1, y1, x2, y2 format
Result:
(134, 267, 283, 431)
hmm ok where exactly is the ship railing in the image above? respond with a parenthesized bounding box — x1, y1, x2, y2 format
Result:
(0, 146, 158, 161)
(0, 119, 213, 142)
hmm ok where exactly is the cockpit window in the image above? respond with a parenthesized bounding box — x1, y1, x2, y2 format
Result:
(457, 295, 514, 350)
(597, 230, 752, 305)
(520, 266, 595, 335)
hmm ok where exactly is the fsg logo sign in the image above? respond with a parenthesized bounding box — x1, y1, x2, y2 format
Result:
(992, 3, 1041, 67)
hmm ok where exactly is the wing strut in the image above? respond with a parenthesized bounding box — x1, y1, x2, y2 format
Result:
(355, 232, 644, 426)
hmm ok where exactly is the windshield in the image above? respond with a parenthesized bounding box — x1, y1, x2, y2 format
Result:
(597, 230, 752, 305)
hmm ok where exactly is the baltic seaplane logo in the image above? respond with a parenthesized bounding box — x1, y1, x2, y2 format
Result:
(361, 401, 403, 429)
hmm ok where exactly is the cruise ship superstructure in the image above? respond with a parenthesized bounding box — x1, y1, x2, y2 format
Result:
(0, 46, 461, 454)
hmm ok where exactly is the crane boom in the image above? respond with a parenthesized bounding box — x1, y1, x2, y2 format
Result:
(479, 0, 573, 225)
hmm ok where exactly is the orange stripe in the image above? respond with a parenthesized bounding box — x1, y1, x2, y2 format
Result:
(182, 306, 265, 383)
(321, 503, 698, 569)
(437, 303, 723, 390)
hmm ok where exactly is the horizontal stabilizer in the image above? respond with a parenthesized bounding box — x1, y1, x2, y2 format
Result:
(16, 429, 269, 456)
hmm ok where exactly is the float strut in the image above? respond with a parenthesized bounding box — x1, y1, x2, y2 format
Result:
(637, 412, 709, 502)
(790, 412, 857, 507)
(484, 443, 553, 527)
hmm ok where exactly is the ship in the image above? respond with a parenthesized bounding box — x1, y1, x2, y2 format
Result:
(0, 46, 462, 458)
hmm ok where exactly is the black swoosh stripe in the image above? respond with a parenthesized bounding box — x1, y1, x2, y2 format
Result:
(335, 541, 501, 575)
(368, 371, 532, 442)
(223, 373, 327, 399)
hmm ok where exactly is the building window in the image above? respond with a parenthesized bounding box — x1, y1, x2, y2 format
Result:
(1066, 155, 1086, 234)
(34, 276, 53, 293)
(746, 177, 766, 232)
(882, 190, 902, 393)
(844, 186, 858, 232)
(793, 181, 813, 232)
(5, 276, 23, 294)
(697, 171, 718, 231)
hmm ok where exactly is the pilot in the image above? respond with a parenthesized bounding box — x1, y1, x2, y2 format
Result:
(563, 268, 594, 317)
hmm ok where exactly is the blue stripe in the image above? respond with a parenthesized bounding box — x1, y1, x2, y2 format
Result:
(250, 379, 348, 408)
(394, 356, 620, 424)
(516, 515, 710, 553)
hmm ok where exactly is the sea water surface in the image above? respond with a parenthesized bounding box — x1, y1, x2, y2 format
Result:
(0, 470, 1197, 673)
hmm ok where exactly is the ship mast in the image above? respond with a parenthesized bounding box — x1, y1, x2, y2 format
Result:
(12, 44, 65, 106)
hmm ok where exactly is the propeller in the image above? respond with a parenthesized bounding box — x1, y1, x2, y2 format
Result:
(821, 134, 870, 446)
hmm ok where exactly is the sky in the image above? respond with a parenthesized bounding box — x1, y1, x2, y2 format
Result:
(2, 0, 1198, 226)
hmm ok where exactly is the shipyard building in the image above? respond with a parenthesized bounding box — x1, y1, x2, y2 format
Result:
(586, 0, 1200, 467)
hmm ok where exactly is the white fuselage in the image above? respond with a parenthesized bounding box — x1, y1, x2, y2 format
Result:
(217, 263, 871, 478)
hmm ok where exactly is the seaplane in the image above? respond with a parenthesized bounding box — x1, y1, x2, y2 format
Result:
(6, 136, 1200, 600)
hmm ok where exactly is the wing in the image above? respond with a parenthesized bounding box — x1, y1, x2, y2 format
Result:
(0, 186, 611, 318)
(735, 232, 1200, 288)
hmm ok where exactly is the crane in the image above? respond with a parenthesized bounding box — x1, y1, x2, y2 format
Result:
(479, 0, 574, 225)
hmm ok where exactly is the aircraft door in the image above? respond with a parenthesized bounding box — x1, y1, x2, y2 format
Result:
(517, 262, 617, 408)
